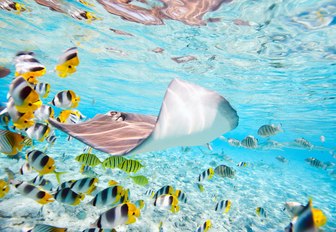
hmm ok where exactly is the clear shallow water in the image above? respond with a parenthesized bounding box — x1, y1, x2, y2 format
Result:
(0, 0, 336, 231)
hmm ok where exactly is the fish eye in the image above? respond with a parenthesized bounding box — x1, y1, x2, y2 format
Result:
(133, 212, 135, 215)
(24, 120, 28, 123)
(28, 103, 32, 106)
(68, 65, 72, 68)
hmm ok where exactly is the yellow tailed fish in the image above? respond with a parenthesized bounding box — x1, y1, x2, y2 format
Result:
(237, 162, 248, 167)
(11, 180, 54, 204)
(14, 52, 46, 84)
(75, 152, 101, 167)
(144, 189, 155, 198)
(198, 168, 214, 182)
(55, 47, 79, 78)
(6, 98, 35, 129)
(195, 220, 212, 232)
(118, 159, 143, 173)
(129, 175, 149, 186)
(90, 185, 128, 207)
(102, 156, 126, 169)
(285, 199, 327, 232)
(51, 90, 80, 109)
(70, 177, 98, 195)
(256, 207, 267, 218)
(0, 129, 32, 156)
(215, 199, 231, 213)
(26, 150, 64, 183)
(92, 202, 140, 228)
(0, 179, 10, 198)
(154, 194, 180, 213)
(54, 187, 85, 206)
(9, 77, 42, 112)
(56, 109, 85, 124)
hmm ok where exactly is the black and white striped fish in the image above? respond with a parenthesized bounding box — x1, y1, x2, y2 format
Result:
(29, 175, 53, 191)
(25, 123, 51, 142)
(195, 220, 212, 232)
(11, 180, 54, 204)
(34, 82, 51, 98)
(51, 90, 80, 109)
(153, 185, 175, 199)
(198, 168, 214, 182)
(295, 138, 313, 149)
(305, 157, 325, 169)
(9, 76, 42, 112)
(175, 190, 187, 203)
(93, 203, 140, 228)
(215, 199, 231, 213)
(54, 187, 85, 206)
(145, 189, 155, 198)
(241, 135, 258, 149)
(154, 194, 180, 213)
(257, 124, 282, 137)
(89, 186, 128, 207)
(34, 105, 54, 122)
(70, 177, 98, 194)
(214, 165, 235, 178)
(46, 134, 57, 145)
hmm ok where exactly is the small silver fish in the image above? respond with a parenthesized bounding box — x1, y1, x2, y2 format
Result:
(214, 165, 235, 178)
(305, 157, 325, 168)
(227, 138, 241, 147)
(257, 124, 282, 137)
(241, 135, 258, 149)
(276, 156, 288, 163)
(295, 138, 313, 149)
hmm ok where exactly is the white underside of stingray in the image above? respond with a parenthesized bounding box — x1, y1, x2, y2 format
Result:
(49, 78, 239, 156)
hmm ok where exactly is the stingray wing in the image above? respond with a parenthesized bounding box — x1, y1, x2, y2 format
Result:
(49, 78, 239, 156)
(49, 113, 156, 155)
(129, 78, 239, 154)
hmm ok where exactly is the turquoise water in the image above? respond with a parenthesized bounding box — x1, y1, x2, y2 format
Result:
(0, 0, 336, 231)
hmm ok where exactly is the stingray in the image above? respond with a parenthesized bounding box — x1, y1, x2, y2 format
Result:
(49, 78, 239, 156)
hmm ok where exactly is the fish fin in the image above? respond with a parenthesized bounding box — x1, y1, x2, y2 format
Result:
(126, 215, 137, 224)
(171, 205, 180, 213)
(53, 171, 66, 184)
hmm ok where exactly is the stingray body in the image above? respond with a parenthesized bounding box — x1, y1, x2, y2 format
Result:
(49, 79, 239, 156)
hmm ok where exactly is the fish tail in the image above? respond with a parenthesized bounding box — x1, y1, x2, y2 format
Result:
(54, 171, 66, 183)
